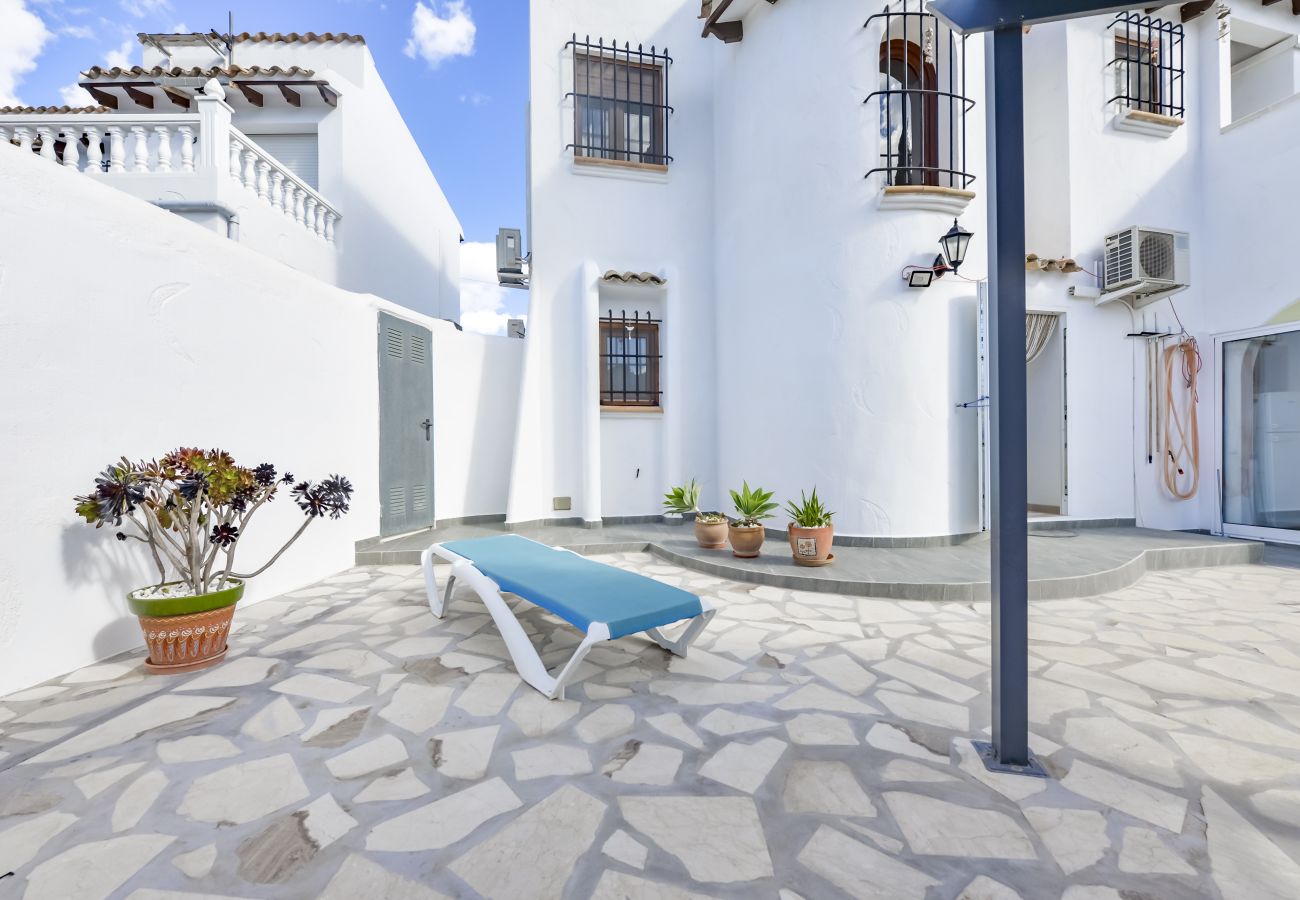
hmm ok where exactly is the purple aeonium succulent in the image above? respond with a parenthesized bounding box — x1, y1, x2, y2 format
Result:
(210, 522, 240, 547)
(253, 463, 277, 486)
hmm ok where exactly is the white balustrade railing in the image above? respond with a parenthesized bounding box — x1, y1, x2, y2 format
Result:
(0, 113, 338, 244)
(228, 128, 338, 243)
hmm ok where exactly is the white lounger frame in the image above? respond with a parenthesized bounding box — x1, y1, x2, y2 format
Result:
(421, 542, 716, 700)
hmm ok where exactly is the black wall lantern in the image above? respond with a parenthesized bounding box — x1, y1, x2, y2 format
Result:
(940, 218, 974, 273)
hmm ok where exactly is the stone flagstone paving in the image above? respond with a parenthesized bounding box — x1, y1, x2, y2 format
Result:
(1, 554, 1299, 898)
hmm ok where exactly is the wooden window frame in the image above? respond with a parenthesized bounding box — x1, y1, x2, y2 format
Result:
(879, 38, 940, 187)
(599, 319, 661, 408)
(1114, 34, 1162, 114)
(573, 52, 667, 166)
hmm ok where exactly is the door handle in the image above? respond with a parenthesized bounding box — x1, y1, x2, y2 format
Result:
(420, 418, 432, 440)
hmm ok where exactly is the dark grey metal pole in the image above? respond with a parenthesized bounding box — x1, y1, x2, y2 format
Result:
(976, 23, 1043, 777)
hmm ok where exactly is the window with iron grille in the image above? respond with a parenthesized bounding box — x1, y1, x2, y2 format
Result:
(1108, 13, 1185, 119)
(599, 311, 662, 407)
(865, 2, 975, 190)
(567, 35, 673, 166)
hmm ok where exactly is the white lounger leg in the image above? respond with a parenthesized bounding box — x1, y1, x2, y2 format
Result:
(646, 600, 716, 657)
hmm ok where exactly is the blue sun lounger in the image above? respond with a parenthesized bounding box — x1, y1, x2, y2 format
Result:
(422, 534, 716, 699)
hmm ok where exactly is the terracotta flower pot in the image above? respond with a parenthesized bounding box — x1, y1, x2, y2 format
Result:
(694, 518, 728, 549)
(127, 579, 244, 674)
(788, 524, 834, 566)
(728, 524, 766, 558)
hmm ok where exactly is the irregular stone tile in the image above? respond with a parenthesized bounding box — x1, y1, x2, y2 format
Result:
(378, 673, 406, 694)
(302, 706, 371, 747)
(603, 829, 649, 869)
(179, 754, 310, 825)
(774, 684, 879, 716)
(1170, 732, 1294, 786)
(1095, 697, 1182, 730)
(784, 712, 857, 746)
(874, 658, 978, 702)
(876, 689, 969, 731)
(172, 843, 217, 879)
(585, 683, 633, 700)
(880, 759, 957, 783)
(61, 661, 142, 685)
(1030, 678, 1091, 723)
(802, 654, 877, 694)
(112, 770, 167, 832)
(271, 673, 368, 704)
(378, 682, 452, 734)
(23, 834, 174, 900)
(366, 777, 521, 851)
(699, 737, 787, 793)
(433, 725, 499, 780)
(645, 712, 704, 749)
(157, 735, 240, 764)
(383, 636, 455, 659)
(783, 761, 876, 817)
(300, 794, 357, 848)
(513, 743, 592, 780)
(260, 624, 359, 655)
(354, 767, 430, 803)
(576, 703, 636, 743)
(176, 656, 281, 691)
(13, 683, 162, 725)
(237, 812, 319, 884)
(668, 648, 746, 680)
(1198, 655, 1299, 696)
(1113, 660, 1269, 701)
(698, 708, 778, 736)
(454, 672, 519, 717)
(6, 684, 70, 701)
(1060, 887, 1124, 900)
(1060, 760, 1186, 832)
(1023, 807, 1109, 875)
(319, 853, 451, 900)
(298, 648, 390, 677)
(1205, 786, 1300, 900)
(797, 826, 937, 898)
(326, 735, 408, 779)
(956, 876, 1022, 900)
(1063, 716, 1182, 787)
(76, 761, 145, 799)
(865, 722, 948, 761)
(24, 694, 236, 764)
(1042, 663, 1156, 708)
(885, 792, 1035, 859)
(609, 742, 683, 785)
(620, 795, 773, 884)
(1251, 789, 1300, 827)
(1118, 826, 1195, 875)
(240, 697, 304, 741)
(899, 643, 986, 679)
(1169, 706, 1300, 751)
(0, 788, 62, 817)
(451, 784, 605, 899)
(0, 811, 77, 873)
(591, 871, 715, 900)
(508, 692, 580, 737)
(649, 681, 787, 706)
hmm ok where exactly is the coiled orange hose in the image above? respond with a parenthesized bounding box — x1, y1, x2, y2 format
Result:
(1162, 338, 1202, 500)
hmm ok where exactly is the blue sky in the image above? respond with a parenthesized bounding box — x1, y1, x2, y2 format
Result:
(2, 0, 530, 331)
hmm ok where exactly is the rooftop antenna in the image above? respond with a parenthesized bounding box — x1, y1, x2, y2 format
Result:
(225, 11, 234, 68)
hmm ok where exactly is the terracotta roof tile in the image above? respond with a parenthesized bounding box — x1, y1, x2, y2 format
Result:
(82, 64, 317, 79)
(602, 271, 667, 285)
(0, 105, 111, 114)
(224, 31, 365, 44)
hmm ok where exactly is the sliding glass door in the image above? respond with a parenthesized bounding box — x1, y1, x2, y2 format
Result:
(1220, 323, 1300, 541)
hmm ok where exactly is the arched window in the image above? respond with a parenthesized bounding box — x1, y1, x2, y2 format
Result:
(879, 39, 938, 187)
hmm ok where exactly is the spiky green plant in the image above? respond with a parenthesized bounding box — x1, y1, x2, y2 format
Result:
(729, 481, 778, 527)
(786, 488, 834, 528)
(664, 479, 727, 524)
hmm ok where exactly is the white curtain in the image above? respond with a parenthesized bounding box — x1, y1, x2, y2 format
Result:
(1026, 313, 1059, 364)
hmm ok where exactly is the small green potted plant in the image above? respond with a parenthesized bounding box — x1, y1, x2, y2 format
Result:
(786, 487, 835, 566)
(663, 478, 728, 549)
(728, 481, 778, 558)
(75, 448, 353, 674)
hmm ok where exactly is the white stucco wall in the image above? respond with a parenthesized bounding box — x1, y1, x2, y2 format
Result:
(0, 146, 516, 696)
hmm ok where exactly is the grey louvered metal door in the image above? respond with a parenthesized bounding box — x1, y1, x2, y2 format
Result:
(378, 312, 435, 536)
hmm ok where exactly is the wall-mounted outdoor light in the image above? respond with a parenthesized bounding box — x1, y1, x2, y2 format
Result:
(903, 218, 972, 287)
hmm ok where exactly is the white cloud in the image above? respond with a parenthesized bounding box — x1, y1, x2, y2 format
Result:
(459, 241, 525, 336)
(119, 0, 170, 16)
(59, 81, 86, 105)
(404, 0, 475, 69)
(459, 90, 488, 105)
(0, 0, 53, 107)
(62, 23, 94, 39)
(104, 37, 134, 69)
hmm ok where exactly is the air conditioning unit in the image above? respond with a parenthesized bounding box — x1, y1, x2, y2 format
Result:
(1097, 226, 1190, 309)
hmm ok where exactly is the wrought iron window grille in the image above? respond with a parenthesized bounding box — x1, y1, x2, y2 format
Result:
(566, 35, 674, 166)
(599, 310, 662, 407)
(1107, 12, 1185, 119)
(865, 1, 976, 190)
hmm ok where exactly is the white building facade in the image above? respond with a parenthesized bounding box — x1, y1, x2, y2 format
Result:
(0, 31, 463, 321)
(513, 0, 1300, 546)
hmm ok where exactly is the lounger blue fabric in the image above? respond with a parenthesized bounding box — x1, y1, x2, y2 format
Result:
(441, 534, 703, 639)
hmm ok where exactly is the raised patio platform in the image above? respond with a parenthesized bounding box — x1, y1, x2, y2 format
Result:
(357, 520, 1263, 602)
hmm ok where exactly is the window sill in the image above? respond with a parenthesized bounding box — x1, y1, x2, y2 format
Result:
(878, 185, 976, 216)
(600, 405, 664, 417)
(1112, 107, 1183, 138)
(572, 156, 670, 183)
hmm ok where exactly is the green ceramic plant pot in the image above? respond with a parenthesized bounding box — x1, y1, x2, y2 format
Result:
(127, 580, 244, 617)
